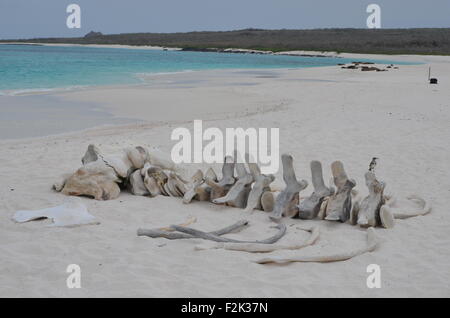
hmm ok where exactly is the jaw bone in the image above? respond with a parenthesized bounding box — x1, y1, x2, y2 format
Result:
(205, 156, 235, 201)
(269, 154, 308, 221)
(357, 171, 386, 227)
(297, 161, 332, 219)
(324, 161, 356, 222)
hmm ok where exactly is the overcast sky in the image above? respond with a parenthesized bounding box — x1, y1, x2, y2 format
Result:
(1, 0, 449, 39)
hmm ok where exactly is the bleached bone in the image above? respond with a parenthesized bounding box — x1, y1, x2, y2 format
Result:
(297, 161, 332, 219)
(244, 155, 275, 212)
(143, 165, 167, 197)
(269, 154, 308, 221)
(147, 148, 177, 171)
(324, 161, 356, 222)
(379, 195, 431, 228)
(244, 175, 275, 212)
(261, 191, 275, 212)
(195, 226, 319, 253)
(137, 220, 249, 239)
(349, 189, 363, 225)
(171, 223, 286, 244)
(195, 168, 217, 201)
(357, 171, 386, 227)
(158, 216, 197, 232)
(183, 170, 204, 203)
(255, 227, 378, 264)
(128, 169, 149, 196)
(80, 144, 134, 179)
(52, 173, 72, 192)
(164, 171, 187, 197)
(81, 144, 100, 165)
(13, 200, 99, 227)
(213, 159, 253, 208)
(60, 161, 121, 200)
(126, 146, 148, 169)
(205, 156, 235, 200)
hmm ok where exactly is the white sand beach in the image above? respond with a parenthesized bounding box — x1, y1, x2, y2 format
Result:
(1, 52, 449, 297)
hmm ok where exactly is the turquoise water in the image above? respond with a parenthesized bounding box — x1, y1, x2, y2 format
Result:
(0, 44, 414, 94)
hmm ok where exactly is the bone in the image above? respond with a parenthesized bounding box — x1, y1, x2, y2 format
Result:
(182, 170, 204, 203)
(260, 190, 275, 212)
(194, 168, 217, 201)
(297, 161, 332, 219)
(128, 169, 149, 196)
(171, 223, 287, 244)
(357, 171, 386, 227)
(81, 144, 100, 165)
(126, 146, 148, 169)
(157, 216, 197, 232)
(349, 189, 363, 225)
(213, 158, 253, 208)
(195, 226, 319, 253)
(324, 161, 356, 222)
(244, 154, 275, 212)
(269, 154, 308, 221)
(380, 195, 431, 228)
(52, 173, 72, 192)
(137, 220, 249, 239)
(255, 227, 378, 264)
(60, 161, 121, 200)
(205, 156, 235, 200)
(13, 200, 99, 227)
(143, 165, 166, 197)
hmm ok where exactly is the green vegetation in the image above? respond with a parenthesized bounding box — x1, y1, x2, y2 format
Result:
(3, 28, 450, 55)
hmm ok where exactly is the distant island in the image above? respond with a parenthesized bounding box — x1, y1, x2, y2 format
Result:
(2, 28, 450, 55)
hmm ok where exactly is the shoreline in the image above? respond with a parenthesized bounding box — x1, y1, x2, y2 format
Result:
(6, 41, 449, 61)
(0, 50, 442, 141)
(1, 51, 449, 296)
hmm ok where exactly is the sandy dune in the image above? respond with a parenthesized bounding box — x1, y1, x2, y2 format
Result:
(1, 53, 449, 297)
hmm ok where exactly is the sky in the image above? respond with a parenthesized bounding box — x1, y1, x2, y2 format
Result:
(1, 0, 449, 39)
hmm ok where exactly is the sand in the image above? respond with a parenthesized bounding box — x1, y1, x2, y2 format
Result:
(0, 52, 449, 297)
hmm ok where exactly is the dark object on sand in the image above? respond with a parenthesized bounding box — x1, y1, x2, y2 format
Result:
(428, 67, 438, 84)
(361, 66, 385, 72)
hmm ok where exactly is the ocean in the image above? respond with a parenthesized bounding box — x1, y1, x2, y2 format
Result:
(0, 44, 413, 94)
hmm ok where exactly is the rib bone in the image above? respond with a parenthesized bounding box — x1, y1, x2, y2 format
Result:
(195, 226, 319, 253)
(137, 220, 249, 239)
(171, 223, 286, 244)
(255, 227, 378, 264)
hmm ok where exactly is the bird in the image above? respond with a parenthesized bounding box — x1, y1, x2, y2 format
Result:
(369, 157, 379, 172)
